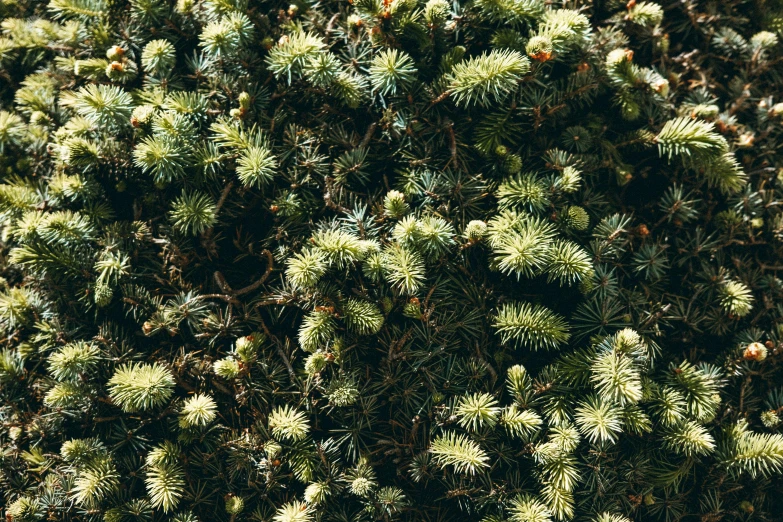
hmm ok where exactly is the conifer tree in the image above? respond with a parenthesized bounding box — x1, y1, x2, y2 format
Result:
(2, 0, 783, 520)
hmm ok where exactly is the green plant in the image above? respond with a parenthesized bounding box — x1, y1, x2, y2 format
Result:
(2, 0, 783, 520)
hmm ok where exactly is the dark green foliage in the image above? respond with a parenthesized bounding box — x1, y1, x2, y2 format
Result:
(1, 0, 783, 521)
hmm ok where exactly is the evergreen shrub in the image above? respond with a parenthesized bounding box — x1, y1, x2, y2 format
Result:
(2, 0, 783, 520)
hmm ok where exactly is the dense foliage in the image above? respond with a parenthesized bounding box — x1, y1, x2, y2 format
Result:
(2, 0, 783, 521)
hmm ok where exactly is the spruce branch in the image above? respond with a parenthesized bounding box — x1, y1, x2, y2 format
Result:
(494, 302, 571, 350)
(447, 50, 530, 107)
(107, 362, 176, 412)
(430, 432, 490, 475)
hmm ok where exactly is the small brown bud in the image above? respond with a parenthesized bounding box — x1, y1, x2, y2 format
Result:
(530, 50, 552, 62)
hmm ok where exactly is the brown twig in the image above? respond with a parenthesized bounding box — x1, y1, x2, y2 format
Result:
(214, 181, 235, 217)
(214, 271, 233, 293)
(234, 250, 274, 296)
(427, 90, 451, 110)
(360, 122, 377, 148)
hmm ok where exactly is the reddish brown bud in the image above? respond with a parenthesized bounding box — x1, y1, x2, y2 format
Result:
(530, 51, 552, 62)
